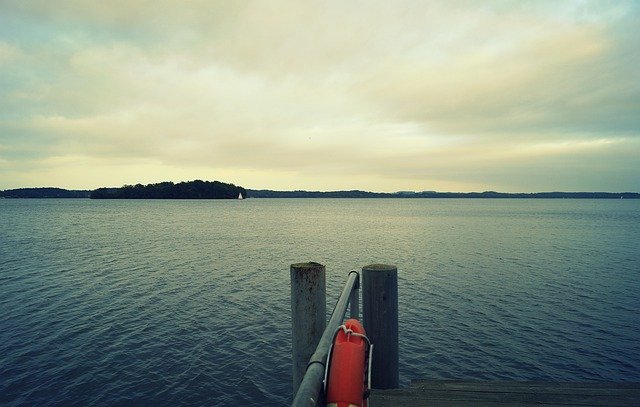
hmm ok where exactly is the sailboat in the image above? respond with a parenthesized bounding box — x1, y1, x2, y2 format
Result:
(238, 192, 244, 200)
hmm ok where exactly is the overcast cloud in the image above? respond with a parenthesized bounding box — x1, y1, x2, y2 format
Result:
(0, 0, 638, 191)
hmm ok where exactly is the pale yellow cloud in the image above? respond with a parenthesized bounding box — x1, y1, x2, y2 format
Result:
(362, 17, 616, 134)
(1, 1, 638, 191)
(0, 42, 23, 64)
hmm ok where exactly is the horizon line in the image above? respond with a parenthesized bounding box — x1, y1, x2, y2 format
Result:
(1, 185, 639, 195)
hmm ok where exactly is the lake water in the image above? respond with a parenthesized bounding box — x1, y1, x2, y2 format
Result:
(1, 198, 639, 406)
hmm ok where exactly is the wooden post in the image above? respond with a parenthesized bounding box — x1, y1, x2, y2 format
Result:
(290, 262, 326, 396)
(349, 282, 360, 320)
(362, 264, 399, 389)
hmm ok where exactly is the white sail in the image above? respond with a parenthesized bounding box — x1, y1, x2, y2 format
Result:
(238, 192, 243, 199)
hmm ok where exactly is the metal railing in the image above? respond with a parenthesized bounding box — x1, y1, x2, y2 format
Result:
(291, 271, 360, 407)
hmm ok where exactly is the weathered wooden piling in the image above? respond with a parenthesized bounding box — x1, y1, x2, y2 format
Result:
(290, 262, 326, 395)
(349, 279, 360, 320)
(362, 264, 399, 389)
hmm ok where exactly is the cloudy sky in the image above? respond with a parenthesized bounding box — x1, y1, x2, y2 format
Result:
(1, 1, 638, 192)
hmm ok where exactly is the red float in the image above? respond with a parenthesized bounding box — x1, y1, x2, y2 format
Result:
(325, 319, 372, 407)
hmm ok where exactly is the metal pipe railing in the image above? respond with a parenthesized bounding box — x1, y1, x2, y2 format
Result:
(291, 271, 360, 407)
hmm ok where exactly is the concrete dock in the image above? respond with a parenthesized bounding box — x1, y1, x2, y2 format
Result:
(369, 380, 640, 406)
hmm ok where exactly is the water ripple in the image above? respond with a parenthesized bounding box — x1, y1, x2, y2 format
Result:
(1, 199, 639, 406)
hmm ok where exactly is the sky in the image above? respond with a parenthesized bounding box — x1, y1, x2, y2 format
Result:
(0, 1, 638, 192)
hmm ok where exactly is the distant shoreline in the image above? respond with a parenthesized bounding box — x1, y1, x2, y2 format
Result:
(246, 189, 639, 199)
(1, 186, 638, 199)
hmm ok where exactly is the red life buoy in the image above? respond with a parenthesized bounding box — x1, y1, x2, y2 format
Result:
(325, 319, 371, 407)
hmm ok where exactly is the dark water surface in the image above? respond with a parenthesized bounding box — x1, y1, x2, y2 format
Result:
(1, 199, 639, 406)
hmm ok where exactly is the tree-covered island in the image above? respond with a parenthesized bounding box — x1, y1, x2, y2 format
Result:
(90, 180, 246, 199)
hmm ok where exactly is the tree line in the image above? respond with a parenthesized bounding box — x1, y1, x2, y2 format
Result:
(246, 189, 639, 199)
(0, 188, 90, 198)
(90, 180, 246, 199)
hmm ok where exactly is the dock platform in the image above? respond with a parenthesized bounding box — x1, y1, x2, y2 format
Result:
(369, 380, 640, 406)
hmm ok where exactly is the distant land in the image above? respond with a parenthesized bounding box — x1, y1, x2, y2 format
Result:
(90, 180, 246, 199)
(247, 190, 639, 199)
(0, 188, 91, 198)
(1, 183, 638, 199)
